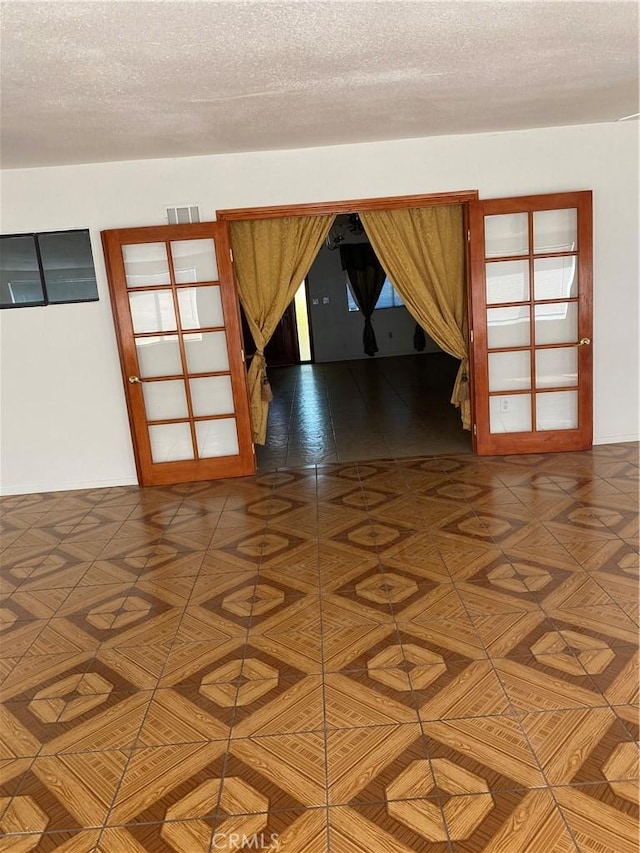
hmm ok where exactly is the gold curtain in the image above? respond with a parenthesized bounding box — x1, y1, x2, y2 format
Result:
(359, 205, 470, 429)
(230, 214, 335, 444)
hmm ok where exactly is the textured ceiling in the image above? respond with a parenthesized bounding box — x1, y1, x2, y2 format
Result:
(1, 0, 638, 169)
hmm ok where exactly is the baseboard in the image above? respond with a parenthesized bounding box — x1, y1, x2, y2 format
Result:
(0, 476, 139, 497)
(593, 433, 639, 445)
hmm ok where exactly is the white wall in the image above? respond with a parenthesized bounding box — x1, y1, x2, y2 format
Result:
(1, 122, 637, 494)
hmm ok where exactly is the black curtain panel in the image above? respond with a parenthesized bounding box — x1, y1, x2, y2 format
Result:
(340, 243, 386, 357)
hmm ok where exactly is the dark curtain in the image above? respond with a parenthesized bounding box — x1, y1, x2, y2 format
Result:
(413, 324, 426, 351)
(340, 243, 386, 357)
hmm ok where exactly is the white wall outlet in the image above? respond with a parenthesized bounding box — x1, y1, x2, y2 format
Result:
(500, 397, 510, 413)
(322, 296, 330, 304)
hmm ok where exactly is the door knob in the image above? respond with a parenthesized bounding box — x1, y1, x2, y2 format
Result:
(578, 337, 591, 346)
(128, 376, 141, 384)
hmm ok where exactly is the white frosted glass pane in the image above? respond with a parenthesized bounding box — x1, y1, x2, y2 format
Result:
(135, 335, 182, 378)
(486, 260, 529, 305)
(484, 213, 528, 258)
(170, 239, 218, 284)
(490, 395, 532, 433)
(536, 347, 578, 389)
(123, 243, 170, 287)
(129, 290, 176, 333)
(534, 302, 578, 345)
(149, 422, 194, 462)
(536, 391, 578, 431)
(190, 376, 235, 416)
(178, 286, 224, 330)
(487, 306, 530, 349)
(533, 209, 577, 253)
(196, 418, 239, 457)
(142, 380, 189, 420)
(184, 331, 229, 373)
(534, 256, 578, 300)
(488, 351, 531, 391)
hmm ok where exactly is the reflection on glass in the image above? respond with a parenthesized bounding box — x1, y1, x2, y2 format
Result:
(487, 306, 530, 349)
(489, 395, 531, 433)
(488, 351, 531, 392)
(123, 243, 170, 288)
(0, 235, 44, 306)
(189, 376, 234, 416)
(129, 290, 177, 333)
(535, 347, 578, 388)
(178, 286, 224, 329)
(485, 213, 528, 258)
(534, 256, 577, 300)
(136, 336, 182, 378)
(196, 418, 239, 457)
(533, 209, 577, 254)
(534, 302, 578, 345)
(38, 231, 98, 303)
(184, 331, 229, 373)
(149, 422, 194, 462)
(142, 380, 189, 420)
(536, 391, 578, 431)
(486, 260, 529, 305)
(171, 239, 218, 284)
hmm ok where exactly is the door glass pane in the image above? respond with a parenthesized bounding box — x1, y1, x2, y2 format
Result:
(534, 302, 578, 345)
(534, 256, 577, 300)
(533, 209, 577, 253)
(170, 239, 218, 284)
(484, 213, 528, 258)
(142, 380, 189, 420)
(196, 418, 239, 458)
(486, 260, 529, 305)
(535, 347, 578, 388)
(184, 331, 229, 373)
(149, 422, 194, 462)
(490, 395, 532, 433)
(178, 286, 224, 329)
(129, 290, 177, 333)
(189, 376, 235, 416)
(536, 391, 578, 431)
(136, 335, 182, 378)
(487, 306, 530, 349)
(123, 243, 170, 287)
(488, 351, 531, 391)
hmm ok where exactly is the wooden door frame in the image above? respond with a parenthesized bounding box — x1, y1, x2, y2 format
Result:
(218, 188, 479, 441)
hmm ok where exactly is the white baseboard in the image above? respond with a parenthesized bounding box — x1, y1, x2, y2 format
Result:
(593, 433, 639, 445)
(0, 476, 139, 497)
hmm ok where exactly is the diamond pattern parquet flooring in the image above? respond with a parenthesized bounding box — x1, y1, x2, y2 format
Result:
(0, 443, 638, 851)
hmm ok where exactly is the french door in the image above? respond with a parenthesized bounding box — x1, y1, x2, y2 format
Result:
(102, 222, 255, 486)
(469, 192, 593, 455)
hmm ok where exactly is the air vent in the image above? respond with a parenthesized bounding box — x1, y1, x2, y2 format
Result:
(165, 205, 201, 225)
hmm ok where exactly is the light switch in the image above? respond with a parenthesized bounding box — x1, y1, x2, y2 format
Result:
(312, 298, 319, 305)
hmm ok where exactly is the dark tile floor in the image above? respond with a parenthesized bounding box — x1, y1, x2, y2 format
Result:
(256, 353, 471, 470)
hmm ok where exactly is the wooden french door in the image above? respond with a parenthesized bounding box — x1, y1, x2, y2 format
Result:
(469, 191, 593, 455)
(102, 222, 255, 485)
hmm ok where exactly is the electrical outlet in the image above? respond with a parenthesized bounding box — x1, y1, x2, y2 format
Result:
(500, 398, 510, 413)
(322, 297, 330, 304)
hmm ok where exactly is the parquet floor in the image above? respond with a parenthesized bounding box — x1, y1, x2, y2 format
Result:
(0, 443, 638, 851)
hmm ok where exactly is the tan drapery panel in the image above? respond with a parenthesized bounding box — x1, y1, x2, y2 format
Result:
(230, 215, 335, 444)
(359, 205, 470, 429)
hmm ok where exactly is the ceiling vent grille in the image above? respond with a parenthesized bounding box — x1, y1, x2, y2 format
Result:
(165, 205, 201, 225)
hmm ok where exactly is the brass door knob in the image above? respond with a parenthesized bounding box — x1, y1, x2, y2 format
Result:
(128, 376, 141, 384)
(578, 337, 591, 346)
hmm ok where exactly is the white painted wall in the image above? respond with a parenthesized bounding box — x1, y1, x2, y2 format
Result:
(1, 121, 637, 494)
